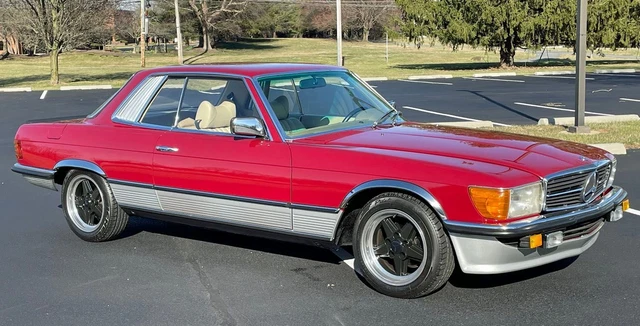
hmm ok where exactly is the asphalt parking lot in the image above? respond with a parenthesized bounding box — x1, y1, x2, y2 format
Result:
(1, 76, 639, 325)
(369, 72, 640, 126)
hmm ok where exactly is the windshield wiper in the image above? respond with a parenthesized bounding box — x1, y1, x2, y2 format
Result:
(373, 107, 401, 127)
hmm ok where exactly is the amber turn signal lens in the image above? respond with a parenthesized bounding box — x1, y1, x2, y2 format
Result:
(14, 140, 22, 159)
(622, 199, 629, 211)
(469, 187, 510, 220)
(529, 234, 543, 249)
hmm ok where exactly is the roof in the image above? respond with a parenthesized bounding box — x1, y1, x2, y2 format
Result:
(136, 63, 347, 79)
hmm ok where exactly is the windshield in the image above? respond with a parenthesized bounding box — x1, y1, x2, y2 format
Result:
(257, 70, 401, 138)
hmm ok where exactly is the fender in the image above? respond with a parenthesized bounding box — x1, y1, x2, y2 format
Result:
(53, 159, 106, 178)
(339, 179, 448, 220)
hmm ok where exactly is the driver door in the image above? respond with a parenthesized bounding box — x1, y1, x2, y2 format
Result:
(149, 75, 293, 231)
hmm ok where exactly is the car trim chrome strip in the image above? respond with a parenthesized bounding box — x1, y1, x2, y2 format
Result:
(53, 159, 107, 177)
(339, 179, 448, 220)
(11, 163, 54, 179)
(107, 178, 340, 213)
(443, 186, 627, 238)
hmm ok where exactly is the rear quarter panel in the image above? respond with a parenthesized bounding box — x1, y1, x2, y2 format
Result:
(15, 121, 163, 185)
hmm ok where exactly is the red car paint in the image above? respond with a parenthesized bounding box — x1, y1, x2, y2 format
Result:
(13, 64, 613, 225)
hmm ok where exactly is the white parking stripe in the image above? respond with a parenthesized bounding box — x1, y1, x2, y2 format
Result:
(327, 245, 361, 274)
(528, 75, 595, 80)
(595, 74, 640, 78)
(514, 102, 613, 116)
(620, 98, 640, 103)
(399, 79, 453, 86)
(627, 208, 640, 216)
(40, 90, 48, 100)
(462, 77, 525, 83)
(403, 106, 511, 126)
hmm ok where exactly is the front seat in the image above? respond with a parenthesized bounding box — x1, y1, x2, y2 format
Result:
(270, 96, 305, 132)
(177, 100, 236, 133)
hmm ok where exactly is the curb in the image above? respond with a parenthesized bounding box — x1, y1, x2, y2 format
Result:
(595, 69, 636, 74)
(60, 85, 112, 90)
(588, 143, 627, 155)
(472, 72, 517, 78)
(428, 120, 494, 128)
(0, 87, 32, 92)
(534, 71, 575, 76)
(537, 114, 640, 125)
(361, 77, 388, 81)
(407, 75, 453, 80)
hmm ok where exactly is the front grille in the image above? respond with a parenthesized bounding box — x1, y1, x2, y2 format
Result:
(544, 160, 612, 212)
(563, 218, 604, 241)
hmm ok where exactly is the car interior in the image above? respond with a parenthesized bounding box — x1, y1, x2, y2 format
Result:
(139, 74, 384, 137)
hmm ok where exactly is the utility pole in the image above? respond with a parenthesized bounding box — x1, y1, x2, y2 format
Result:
(336, 0, 342, 66)
(385, 32, 389, 64)
(174, 0, 183, 64)
(140, 0, 146, 67)
(570, 0, 588, 133)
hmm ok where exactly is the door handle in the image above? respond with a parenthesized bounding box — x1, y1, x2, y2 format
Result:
(156, 146, 179, 152)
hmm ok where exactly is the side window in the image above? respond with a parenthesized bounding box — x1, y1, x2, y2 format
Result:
(266, 79, 299, 115)
(139, 77, 186, 127)
(175, 77, 259, 133)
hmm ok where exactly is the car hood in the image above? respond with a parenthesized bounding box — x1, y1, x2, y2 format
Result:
(293, 122, 612, 178)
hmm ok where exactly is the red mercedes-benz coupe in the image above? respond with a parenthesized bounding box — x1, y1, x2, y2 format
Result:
(12, 63, 629, 298)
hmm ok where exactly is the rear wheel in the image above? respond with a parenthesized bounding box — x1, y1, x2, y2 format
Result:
(353, 192, 455, 298)
(61, 170, 129, 242)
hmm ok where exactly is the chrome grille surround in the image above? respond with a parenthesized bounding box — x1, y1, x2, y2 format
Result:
(543, 159, 613, 212)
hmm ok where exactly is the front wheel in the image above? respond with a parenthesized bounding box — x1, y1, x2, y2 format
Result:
(61, 169, 129, 242)
(353, 192, 455, 298)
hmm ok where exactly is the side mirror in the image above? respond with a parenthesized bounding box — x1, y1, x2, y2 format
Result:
(231, 117, 266, 138)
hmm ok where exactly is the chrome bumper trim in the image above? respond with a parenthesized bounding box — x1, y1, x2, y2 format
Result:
(444, 186, 627, 238)
(11, 164, 57, 191)
(11, 163, 55, 179)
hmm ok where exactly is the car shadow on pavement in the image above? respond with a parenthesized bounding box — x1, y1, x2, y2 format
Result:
(448, 256, 579, 288)
(118, 215, 344, 265)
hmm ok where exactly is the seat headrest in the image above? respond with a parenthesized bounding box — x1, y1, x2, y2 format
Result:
(195, 100, 236, 129)
(270, 96, 289, 120)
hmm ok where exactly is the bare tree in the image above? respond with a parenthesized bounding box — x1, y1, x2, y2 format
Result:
(7, 0, 116, 84)
(354, 0, 395, 41)
(186, 0, 247, 51)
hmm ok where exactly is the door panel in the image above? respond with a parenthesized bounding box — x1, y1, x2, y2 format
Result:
(152, 132, 292, 230)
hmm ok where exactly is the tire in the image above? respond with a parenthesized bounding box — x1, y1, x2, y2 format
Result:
(353, 192, 455, 298)
(60, 169, 129, 242)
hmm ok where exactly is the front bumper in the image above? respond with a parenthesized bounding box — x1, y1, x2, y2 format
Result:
(444, 186, 628, 274)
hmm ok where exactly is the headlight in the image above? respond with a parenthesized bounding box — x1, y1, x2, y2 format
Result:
(606, 159, 616, 188)
(469, 182, 544, 221)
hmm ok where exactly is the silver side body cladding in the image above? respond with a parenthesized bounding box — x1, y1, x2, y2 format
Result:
(108, 181, 341, 240)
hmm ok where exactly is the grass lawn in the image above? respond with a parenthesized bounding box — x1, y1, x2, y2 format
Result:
(1, 38, 640, 89)
(488, 121, 640, 149)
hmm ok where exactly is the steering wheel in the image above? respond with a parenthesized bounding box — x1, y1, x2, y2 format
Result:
(342, 107, 366, 123)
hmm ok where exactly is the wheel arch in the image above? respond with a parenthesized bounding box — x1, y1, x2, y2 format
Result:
(53, 159, 106, 185)
(333, 179, 448, 246)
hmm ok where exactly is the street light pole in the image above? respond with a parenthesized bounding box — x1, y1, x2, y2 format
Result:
(336, 0, 342, 66)
(174, 0, 183, 65)
(571, 0, 589, 133)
